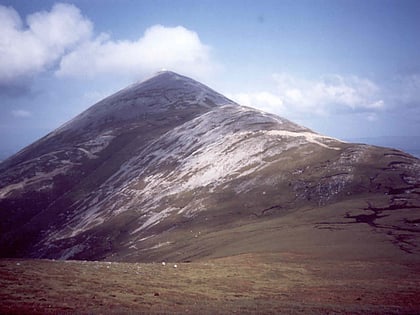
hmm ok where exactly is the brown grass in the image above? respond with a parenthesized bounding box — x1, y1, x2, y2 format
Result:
(1, 252, 420, 314)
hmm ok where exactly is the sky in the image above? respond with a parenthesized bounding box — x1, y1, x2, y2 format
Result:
(1, 0, 420, 159)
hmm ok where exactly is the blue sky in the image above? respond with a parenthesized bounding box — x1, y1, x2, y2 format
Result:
(1, 0, 420, 158)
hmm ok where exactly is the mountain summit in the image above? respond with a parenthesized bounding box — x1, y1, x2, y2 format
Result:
(0, 71, 419, 261)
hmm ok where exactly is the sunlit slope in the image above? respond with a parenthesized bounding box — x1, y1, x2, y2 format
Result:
(0, 71, 418, 262)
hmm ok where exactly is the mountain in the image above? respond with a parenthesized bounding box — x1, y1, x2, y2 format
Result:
(0, 71, 419, 262)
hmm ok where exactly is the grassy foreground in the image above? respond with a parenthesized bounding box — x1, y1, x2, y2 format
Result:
(1, 252, 420, 314)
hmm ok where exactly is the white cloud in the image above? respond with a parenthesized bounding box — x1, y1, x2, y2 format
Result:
(0, 3, 217, 90)
(0, 3, 92, 87)
(226, 91, 284, 113)
(56, 25, 218, 80)
(273, 73, 384, 113)
(229, 73, 385, 118)
(11, 109, 31, 117)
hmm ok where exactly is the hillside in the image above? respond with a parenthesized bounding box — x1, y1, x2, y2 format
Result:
(1, 253, 420, 314)
(0, 71, 419, 263)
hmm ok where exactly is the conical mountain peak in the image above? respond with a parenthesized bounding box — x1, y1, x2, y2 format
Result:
(125, 70, 236, 108)
(150, 69, 184, 79)
(133, 70, 193, 87)
(0, 71, 418, 265)
(44, 72, 236, 140)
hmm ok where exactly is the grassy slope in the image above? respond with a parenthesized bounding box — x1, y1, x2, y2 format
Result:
(101, 143, 419, 263)
(1, 253, 420, 314)
(110, 193, 420, 264)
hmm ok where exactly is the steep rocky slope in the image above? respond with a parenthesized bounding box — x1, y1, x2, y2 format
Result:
(0, 71, 419, 262)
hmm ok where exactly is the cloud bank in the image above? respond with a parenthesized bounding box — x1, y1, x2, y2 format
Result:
(0, 3, 92, 87)
(229, 73, 385, 119)
(56, 25, 216, 79)
(0, 3, 217, 91)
